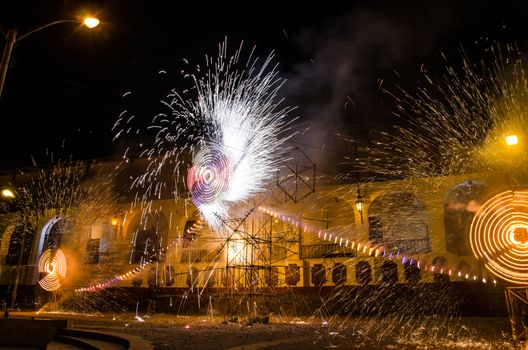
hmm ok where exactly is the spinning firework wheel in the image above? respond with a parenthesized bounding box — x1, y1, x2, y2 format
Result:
(187, 145, 233, 207)
(38, 248, 67, 291)
(470, 190, 528, 284)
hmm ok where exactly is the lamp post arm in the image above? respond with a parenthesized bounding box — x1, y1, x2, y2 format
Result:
(0, 19, 80, 98)
(17, 19, 79, 42)
(0, 28, 17, 97)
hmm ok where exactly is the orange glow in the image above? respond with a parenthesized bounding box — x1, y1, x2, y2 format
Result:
(260, 205, 488, 285)
(38, 249, 67, 291)
(111, 218, 118, 226)
(227, 234, 247, 265)
(470, 190, 528, 284)
(1, 189, 14, 198)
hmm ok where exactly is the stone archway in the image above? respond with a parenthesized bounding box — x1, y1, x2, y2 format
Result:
(127, 212, 169, 264)
(368, 192, 430, 253)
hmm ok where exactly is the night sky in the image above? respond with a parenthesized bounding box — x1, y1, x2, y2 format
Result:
(1, 0, 528, 173)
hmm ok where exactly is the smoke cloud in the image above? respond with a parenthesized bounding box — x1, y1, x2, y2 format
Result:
(283, 1, 461, 175)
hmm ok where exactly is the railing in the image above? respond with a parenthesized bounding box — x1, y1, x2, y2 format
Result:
(300, 244, 356, 259)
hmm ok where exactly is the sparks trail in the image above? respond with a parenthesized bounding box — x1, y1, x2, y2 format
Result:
(350, 42, 528, 184)
(115, 40, 296, 231)
(346, 42, 528, 286)
(322, 41, 528, 344)
(1, 157, 123, 311)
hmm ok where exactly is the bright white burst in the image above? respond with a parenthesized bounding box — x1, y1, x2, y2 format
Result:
(188, 42, 295, 229)
(115, 41, 295, 231)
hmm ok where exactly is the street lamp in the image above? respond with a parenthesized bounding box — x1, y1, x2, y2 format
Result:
(506, 134, 518, 146)
(0, 16, 100, 97)
(1, 188, 14, 198)
(83, 17, 100, 29)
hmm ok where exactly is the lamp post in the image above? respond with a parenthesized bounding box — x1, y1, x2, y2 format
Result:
(352, 142, 365, 224)
(0, 17, 100, 97)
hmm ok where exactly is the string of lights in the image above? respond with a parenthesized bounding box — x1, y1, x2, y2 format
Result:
(76, 219, 204, 292)
(259, 206, 497, 285)
(77, 199, 511, 293)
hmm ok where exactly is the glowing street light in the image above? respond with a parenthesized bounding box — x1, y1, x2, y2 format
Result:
(0, 16, 100, 97)
(1, 188, 14, 198)
(83, 17, 100, 29)
(506, 134, 518, 146)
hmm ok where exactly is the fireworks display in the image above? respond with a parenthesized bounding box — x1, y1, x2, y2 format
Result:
(296, 42, 528, 345)
(357, 43, 528, 182)
(188, 45, 294, 229)
(470, 190, 528, 284)
(187, 145, 233, 224)
(187, 145, 233, 208)
(337, 42, 528, 289)
(38, 248, 67, 291)
(4, 2, 527, 348)
(115, 42, 294, 231)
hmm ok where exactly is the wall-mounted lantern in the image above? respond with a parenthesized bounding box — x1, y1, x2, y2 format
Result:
(355, 186, 364, 224)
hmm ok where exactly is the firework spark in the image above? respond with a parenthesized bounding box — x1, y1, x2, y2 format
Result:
(341, 42, 528, 285)
(323, 41, 528, 341)
(354, 42, 528, 182)
(116, 41, 295, 231)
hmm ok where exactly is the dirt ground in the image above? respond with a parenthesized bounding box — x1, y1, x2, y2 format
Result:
(12, 312, 516, 349)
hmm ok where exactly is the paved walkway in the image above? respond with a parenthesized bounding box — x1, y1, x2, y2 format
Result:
(8, 312, 514, 350)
